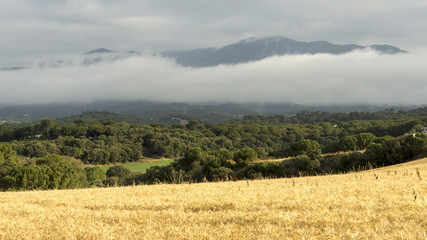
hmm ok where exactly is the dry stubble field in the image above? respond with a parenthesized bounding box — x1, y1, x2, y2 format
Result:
(0, 159, 426, 239)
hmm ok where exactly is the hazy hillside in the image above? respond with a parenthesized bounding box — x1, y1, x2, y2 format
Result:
(56, 111, 152, 125)
(0, 100, 419, 125)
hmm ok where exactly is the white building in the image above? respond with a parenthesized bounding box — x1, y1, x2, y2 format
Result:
(421, 127, 427, 134)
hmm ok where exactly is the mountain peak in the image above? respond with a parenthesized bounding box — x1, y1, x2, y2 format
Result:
(369, 44, 407, 54)
(124, 51, 141, 55)
(84, 48, 115, 55)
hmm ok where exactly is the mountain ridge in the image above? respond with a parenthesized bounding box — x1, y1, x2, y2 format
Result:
(1, 36, 406, 70)
(162, 36, 407, 67)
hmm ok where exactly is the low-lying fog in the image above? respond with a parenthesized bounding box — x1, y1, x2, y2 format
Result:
(1, 50, 426, 106)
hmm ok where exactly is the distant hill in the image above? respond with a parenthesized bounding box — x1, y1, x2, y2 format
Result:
(84, 48, 116, 55)
(0, 100, 421, 125)
(226, 106, 427, 125)
(1, 67, 27, 71)
(56, 111, 152, 125)
(162, 36, 407, 67)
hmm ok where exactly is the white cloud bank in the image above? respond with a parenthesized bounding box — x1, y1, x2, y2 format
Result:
(1, 50, 426, 106)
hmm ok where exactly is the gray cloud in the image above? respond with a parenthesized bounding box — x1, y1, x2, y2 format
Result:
(1, 0, 427, 66)
(1, 50, 426, 105)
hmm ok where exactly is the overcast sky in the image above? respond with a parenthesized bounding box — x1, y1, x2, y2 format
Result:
(1, 0, 427, 105)
(2, 0, 427, 64)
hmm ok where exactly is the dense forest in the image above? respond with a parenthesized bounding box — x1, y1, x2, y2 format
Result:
(1, 108, 427, 190)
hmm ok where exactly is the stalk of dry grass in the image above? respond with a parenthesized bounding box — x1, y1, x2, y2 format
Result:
(0, 159, 426, 239)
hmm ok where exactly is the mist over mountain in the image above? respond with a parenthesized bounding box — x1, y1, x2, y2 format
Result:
(1, 36, 405, 71)
(0, 48, 141, 70)
(0, 35, 424, 108)
(161, 36, 406, 67)
(31, 48, 142, 68)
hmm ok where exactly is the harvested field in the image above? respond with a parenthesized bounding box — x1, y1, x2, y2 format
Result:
(0, 159, 426, 239)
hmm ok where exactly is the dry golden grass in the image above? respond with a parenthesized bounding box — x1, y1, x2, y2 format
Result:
(0, 159, 426, 240)
(255, 150, 366, 163)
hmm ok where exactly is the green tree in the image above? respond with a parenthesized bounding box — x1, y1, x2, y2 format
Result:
(290, 139, 322, 160)
(356, 133, 376, 149)
(340, 136, 358, 151)
(47, 156, 86, 189)
(179, 148, 208, 168)
(85, 166, 106, 186)
(39, 119, 57, 139)
(0, 145, 20, 177)
(0, 145, 17, 161)
(233, 147, 257, 166)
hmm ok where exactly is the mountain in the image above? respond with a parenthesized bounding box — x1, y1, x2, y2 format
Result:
(1, 67, 27, 71)
(84, 48, 116, 55)
(33, 49, 141, 68)
(161, 36, 407, 67)
(2, 37, 406, 70)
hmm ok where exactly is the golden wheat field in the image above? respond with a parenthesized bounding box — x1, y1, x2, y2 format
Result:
(0, 159, 426, 240)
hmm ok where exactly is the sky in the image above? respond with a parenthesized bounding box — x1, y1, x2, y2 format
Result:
(1, 0, 427, 105)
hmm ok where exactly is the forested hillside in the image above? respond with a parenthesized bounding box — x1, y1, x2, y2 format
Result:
(227, 107, 427, 125)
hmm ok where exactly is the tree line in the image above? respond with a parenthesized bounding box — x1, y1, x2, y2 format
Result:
(1, 132, 426, 190)
(0, 115, 426, 164)
(227, 107, 427, 125)
(137, 133, 427, 184)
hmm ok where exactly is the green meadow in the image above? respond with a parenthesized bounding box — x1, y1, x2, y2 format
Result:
(97, 159, 174, 173)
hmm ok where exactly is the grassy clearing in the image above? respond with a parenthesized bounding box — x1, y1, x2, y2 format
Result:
(96, 159, 174, 173)
(0, 159, 426, 239)
(255, 150, 366, 163)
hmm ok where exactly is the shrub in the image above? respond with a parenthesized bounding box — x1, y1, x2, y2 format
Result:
(243, 162, 283, 179)
(106, 165, 131, 179)
(205, 167, 233, 181)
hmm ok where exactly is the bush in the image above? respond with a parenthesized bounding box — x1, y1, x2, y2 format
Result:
(205, 167, 233, 181)
(243, 162, 283, 179)
(104, 176, 122, 186)
(282, 155, 321, 176)
(106, 165, 131, 179)
(331, 152, 365, 172)
(141, 165, 176, 184)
